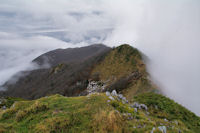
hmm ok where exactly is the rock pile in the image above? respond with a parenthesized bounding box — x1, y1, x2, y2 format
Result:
(106, 90, 128, 103)
(86, 81, 105, 94)
(130, 102, 148, 111)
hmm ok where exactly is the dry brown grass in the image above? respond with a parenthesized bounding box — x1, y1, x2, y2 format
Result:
(16, 101, 48, 122)
(92, 110, 126, 133)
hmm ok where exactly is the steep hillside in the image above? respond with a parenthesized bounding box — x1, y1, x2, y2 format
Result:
(1, 45, 111, 99)
(1, 44, 155, 100)
(0, 92, 199, 133)
(91, 44, 157, 100)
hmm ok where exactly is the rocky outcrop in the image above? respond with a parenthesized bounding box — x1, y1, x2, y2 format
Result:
(86, 81, 106, 94)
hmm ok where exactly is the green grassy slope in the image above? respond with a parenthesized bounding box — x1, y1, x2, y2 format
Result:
(134, 93, 200, 133)
(0, 93, 199, 133)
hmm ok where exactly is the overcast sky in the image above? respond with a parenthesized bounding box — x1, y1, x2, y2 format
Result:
(0, 0, 200, 115)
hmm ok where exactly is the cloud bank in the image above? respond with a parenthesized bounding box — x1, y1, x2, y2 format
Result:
(0, 0, 200, 115)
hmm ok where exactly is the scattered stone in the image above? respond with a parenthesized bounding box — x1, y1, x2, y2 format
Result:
(131, 102, 140, 108)
(125, 100, 129, 103)
(127, 113, 132, 116)
(111, 90, 118, 96)
(134, 108, 137, 113)
(2, 105, 6, 110)
(164, 118, 168, 122)
(151, 127, 155, 133)
(133, 126, 136, 128)
(158, 126, 167, 133)
(137, 125, 142, 128)
(109, 96, 115, 101)
(118, 94, 123, 99)
(107, 100, 111, 103)
(155, 105, 158, 109)
(106, 91, 111, 96)
(146, 112, 150, 115)
(122, 97, 126, 101)
(131, 102, 148, 111)
(140, 104, 148, 111)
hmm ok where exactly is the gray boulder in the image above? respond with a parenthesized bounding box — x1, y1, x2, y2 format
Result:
(151, 127, 155, 133)
(140, 104, 148, 111)
(109, 96, 115, 101)
(111, 90, 118, 96)
(118, 94, 123, 99)
(134, 108, 137, 113)
(106, 91, 111, 96)
(158, 126, 167, 133)
(2, 105, 6, 110)
(131, 102, 140, 108)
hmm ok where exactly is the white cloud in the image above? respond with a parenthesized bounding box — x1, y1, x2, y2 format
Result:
(0, 32, 87, 87)
(0, 0, 200, 115)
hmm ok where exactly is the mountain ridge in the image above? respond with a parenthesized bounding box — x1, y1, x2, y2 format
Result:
(0, 44, 199, 133)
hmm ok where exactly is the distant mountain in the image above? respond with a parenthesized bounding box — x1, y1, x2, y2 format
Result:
(0, 44, 199, 133)
(33, 44, 110, 67)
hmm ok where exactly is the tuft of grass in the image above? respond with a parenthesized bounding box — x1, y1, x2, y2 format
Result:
(35, 117, 70, 133)
(92, 110, 125, 133)
(16, 101, 48, 122)
(0, 108, 17, 120)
